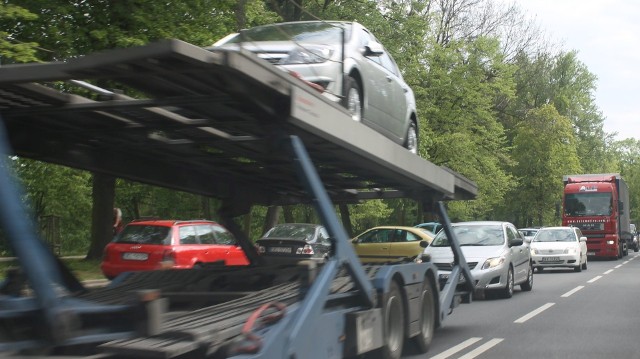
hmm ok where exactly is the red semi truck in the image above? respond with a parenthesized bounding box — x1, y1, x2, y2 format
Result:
(562, 174, 632, 259)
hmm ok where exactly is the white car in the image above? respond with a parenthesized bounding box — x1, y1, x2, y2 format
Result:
(518, 227, 539, 244)
(530, 226, 587, 272)
(423, 221, 533, 299)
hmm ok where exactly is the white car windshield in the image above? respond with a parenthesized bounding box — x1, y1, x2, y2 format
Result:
(533, 230, 575, 242)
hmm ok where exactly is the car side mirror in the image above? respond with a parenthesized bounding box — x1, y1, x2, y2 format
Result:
(419, 240, 429, 248)
(510, 238, 524, 247)
(364, 41, 384, 57)
(580, 236, 587, 242)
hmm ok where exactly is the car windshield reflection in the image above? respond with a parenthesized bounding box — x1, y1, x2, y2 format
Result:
(431, 225, 505, 247)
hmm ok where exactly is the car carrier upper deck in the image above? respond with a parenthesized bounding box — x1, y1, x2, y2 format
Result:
(0, 39, 477, 358)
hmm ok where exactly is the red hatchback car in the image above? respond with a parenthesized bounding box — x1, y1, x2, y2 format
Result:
(100, 219, 249, 279)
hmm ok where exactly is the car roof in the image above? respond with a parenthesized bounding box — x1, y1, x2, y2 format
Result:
(271, 223, 322, 227)
(127, 219, 216, 227)
(537, 226, 575, 231)
(452, 221, 509, 226)
(368, 226, 426, 230)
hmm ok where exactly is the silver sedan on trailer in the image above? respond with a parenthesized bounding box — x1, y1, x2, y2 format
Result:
(211, 21, 419, 154)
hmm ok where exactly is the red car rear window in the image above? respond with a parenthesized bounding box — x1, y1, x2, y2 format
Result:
(115, 225, 172, 245)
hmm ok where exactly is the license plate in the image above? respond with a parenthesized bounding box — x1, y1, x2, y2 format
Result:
(268, 247, 292, 254)
(587, 252, 595, 256)
(122, 252, 148, 261)
(541, 256, 560, 262)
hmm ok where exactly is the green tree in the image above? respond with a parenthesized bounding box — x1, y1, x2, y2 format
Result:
(0, 3, 39, 63)
(510, 105, 581, 226)
(12, 159, 92, 254)
(423, 36, 516, 220)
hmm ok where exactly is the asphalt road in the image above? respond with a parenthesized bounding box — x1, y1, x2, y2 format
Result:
(405, 252, 640, 359)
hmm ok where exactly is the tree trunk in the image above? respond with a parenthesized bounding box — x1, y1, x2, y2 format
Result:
(86, 173, 115, 260)
(283, 206, 294, 223)
(201, 196, 211, 219)
(263, 206, 281, 234)
(339, 204, 352, 237)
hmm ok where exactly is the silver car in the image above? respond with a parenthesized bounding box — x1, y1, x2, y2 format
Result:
(423, 221, 533, 299)
(212, 21, 419, 154)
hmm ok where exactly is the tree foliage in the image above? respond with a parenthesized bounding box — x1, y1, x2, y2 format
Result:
(510, 105, 582, 226)
(2, 0, 639, 256)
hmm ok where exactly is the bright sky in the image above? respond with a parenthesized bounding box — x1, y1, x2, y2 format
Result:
(510, 0, 640, 141)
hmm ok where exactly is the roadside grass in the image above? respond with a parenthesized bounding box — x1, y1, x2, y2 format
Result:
(0, 257, 105, 281)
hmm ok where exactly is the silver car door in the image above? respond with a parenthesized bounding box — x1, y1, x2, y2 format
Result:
(357, 29, 388, 127)
(507, 225, 527, 282)
(377, 50, 408, 138)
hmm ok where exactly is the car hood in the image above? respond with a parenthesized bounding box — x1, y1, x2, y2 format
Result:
(530, 242, 579, 250)
(426, 245, 506, 263)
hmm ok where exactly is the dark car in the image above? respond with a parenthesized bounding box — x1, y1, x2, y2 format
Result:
(415, 222, 443, 234)
(256, 223, 331, 264)
(100, 219, 249, 279)
(212, 21, 419, 154)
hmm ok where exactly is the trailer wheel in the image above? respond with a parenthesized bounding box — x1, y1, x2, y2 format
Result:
(342, 76, 362, 122)
(413, 278, 435, 353)
(381, 281, 405, 359)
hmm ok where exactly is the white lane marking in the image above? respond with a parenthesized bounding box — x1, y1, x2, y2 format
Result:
(623, 260, 630, 264)
(615, 264, 623, 269)
(458, 338, 505, 359)
(430, 337, 483, 359)
(514, 303, 555, 323)
(588, 276, 602, 283)
(604, 269, 614, 274)
(561, 286, 584, 298)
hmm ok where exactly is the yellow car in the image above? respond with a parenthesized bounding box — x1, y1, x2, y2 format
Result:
(351, 226, 434, 263)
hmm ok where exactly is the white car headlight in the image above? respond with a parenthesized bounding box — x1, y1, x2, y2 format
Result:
(282, 45, 333, 64)
(531, 248, 539, 255)
(482, 256, 506, 270)
(563, 247, 577, 254)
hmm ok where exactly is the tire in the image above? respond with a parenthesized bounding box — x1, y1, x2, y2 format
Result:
(499, 266, 514, 299)
(342, 76, 362, 122)
(413, 278, 436, 353)
(634, 243, 639, 252)
(574, 262, 582, 272)
(520, 262, 533, 291)
(582, 256, 587, 270)
(537, 267, 544, 273)
(404, 121, 418, 155)
(380, 281, 405, 359)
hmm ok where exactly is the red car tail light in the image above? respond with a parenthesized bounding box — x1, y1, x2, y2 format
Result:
(296, 245, 315, 255)
(160, 249, 176, 268)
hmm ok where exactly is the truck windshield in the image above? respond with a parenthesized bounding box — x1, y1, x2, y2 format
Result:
(564, 192, 613, 216)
